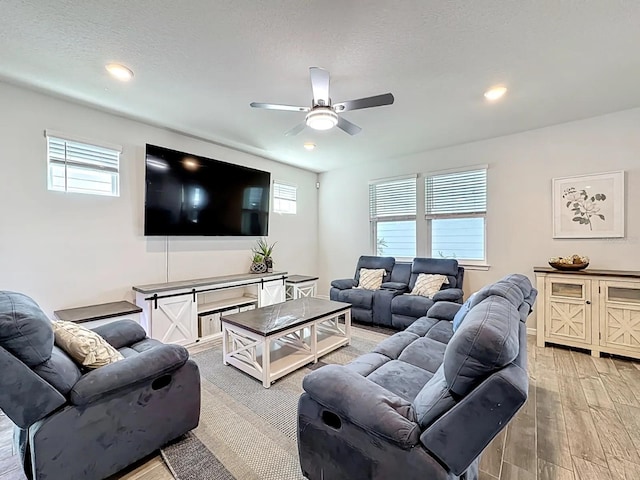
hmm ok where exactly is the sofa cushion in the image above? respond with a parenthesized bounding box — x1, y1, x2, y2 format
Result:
(443, 296, 520, 397)
(355, 256, 395, 284)
(409, 274, 449, 298)
(338, 289, 375, 309)
(33, 345, 82, 395)
(413, 365, 456, 428)
(372, 331, 419, 359)
(0, 291, 53, 367)
(52, 321, 124, 369)
(367, 360, 434, 402)
(356, 268, 386, 290)
(409, 258, 459, 290)
(345, 352, 391, 377)
(398, 337, 446, 374)
(425, 321, 454, 344)
(405, 316, 439, 336)
(391, 294, 434, 319)
(469, 278, 525, 311)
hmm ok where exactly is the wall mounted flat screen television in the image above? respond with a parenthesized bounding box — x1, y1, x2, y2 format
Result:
(144, 144, 270, 236)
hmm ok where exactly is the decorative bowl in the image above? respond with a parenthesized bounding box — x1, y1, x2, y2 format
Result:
(548, 262, 589, 271)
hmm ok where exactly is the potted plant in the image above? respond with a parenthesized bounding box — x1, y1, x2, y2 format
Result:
(253, 238, 277, 273)
(249, 253, 267, 274)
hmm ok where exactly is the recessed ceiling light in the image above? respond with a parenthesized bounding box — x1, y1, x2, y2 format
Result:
(303, 143, 316, 151)
(484, 85, 507, 101)
(105, 63, 134, 82)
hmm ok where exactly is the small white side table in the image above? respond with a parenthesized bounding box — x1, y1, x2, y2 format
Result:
(286, 275, 319, 300)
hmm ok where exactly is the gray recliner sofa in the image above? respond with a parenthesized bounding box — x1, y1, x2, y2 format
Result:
(0, 291, 201, 480)
(298, 274, 537, 480)
(330, 256, 464, 329)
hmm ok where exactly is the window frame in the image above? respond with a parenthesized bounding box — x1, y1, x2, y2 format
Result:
(45, 130, 121, 197)
(369, 174, 418, 260)
(272, 181, 297, 214)
(424, 166, 488, 267)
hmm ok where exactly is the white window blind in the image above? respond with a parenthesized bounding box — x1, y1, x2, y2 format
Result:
(425, 168, 487, 216)
(425, 168, 487, 261)
(369, 176, 417, 258)
(47, 133, 120, 196)
(369, 177, 417, 219)
(273, 182, 297, 214)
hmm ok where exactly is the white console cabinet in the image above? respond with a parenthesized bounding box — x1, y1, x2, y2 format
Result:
(133, 272, 287, 346)
(535, 267, 640, 359)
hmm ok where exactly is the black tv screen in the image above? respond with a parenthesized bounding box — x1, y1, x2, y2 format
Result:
(144, 144, 270, 236)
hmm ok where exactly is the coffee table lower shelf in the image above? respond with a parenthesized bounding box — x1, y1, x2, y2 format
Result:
(222, 307, 351, 388)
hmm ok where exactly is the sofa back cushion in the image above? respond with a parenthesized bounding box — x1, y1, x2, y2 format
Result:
(390, 262, 412, 284)
(413, 365, 456, 428)
(408, 258, 460, 290)
(0, 291, 53, 367)
(443, 295, 520, 397)
(33, 345, 82, 395)
(355, 256, 395, 283)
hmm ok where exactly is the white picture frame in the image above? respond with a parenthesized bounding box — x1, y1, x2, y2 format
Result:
(552, 171, 625, 238)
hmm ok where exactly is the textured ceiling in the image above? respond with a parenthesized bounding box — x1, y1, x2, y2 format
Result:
(1, 1, 639, 172)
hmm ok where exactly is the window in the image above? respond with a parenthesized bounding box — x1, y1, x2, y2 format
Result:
(369, 176, 417, 258)
(46, 132, 120, 196)
(273, 182, 297, 214)
(425, 167, 487, 262)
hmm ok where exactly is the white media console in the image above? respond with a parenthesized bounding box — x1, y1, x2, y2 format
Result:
(133, 271, 287, 346)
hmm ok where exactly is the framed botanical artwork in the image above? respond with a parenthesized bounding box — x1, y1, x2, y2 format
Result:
(552, 171, 625, 238)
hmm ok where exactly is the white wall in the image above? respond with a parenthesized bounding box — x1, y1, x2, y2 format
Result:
(0, 82, 318, 316)
(318, 107, 640, 324)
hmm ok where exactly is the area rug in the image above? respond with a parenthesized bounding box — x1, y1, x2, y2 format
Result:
(161, 326, 389, 480)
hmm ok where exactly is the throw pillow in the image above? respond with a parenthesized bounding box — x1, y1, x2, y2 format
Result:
(452, 293, 476, 332)
(356, 268, 386, 290)
(409, 273, 449, 298)
(51, 321, 124, 369)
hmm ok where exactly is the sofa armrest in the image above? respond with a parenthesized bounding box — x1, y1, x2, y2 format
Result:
(330, 278, 356, 290)
(91, 320, 147, 349)
(302, 364, 420, 449)
(432, 288, 463, 303)
(427, 301, 461, 322)
(69, 344, 189, 406)
(421, 363, 528, 475)
(380, 282, 409, 293)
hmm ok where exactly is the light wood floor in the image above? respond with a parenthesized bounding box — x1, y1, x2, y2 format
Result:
(479, 336, 640, 480)
(1, 336, 639, 479)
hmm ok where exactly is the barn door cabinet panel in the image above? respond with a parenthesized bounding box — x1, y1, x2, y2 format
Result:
(134, 272, 287, 346)
(535, 267, 640, 360)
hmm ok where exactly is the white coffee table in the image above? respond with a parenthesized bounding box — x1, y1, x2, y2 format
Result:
(221, 297, 351, 388)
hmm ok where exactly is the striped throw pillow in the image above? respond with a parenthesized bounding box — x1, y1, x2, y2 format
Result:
(356, 268, 386, 290)
(409, 273, 450, 298)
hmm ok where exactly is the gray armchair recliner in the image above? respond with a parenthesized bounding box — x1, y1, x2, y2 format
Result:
(0, 291, 200, 480)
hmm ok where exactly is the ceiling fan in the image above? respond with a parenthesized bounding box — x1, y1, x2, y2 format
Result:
(250, 67, 394, 136)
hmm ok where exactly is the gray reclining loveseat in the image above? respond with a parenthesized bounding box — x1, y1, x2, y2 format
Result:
(0, 291, 200, 480)
(330, 256, 464, 329)
(298, 274, 537, 480)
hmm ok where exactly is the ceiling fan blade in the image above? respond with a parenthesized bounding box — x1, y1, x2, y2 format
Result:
(285, 123, 307, 136)
(250, 102, 310, 112)
(337, 116, 362, 136)
(309, 67, 330, 106)
(333, 93, 395, 112)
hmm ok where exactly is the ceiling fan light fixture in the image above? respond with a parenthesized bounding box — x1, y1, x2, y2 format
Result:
(305, 109, 338, 131)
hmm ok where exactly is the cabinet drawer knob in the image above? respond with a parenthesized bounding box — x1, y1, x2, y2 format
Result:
(586, 300, 591, 305)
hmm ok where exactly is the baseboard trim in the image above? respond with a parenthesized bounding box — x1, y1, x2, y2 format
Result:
(527, 327, 537, 336)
